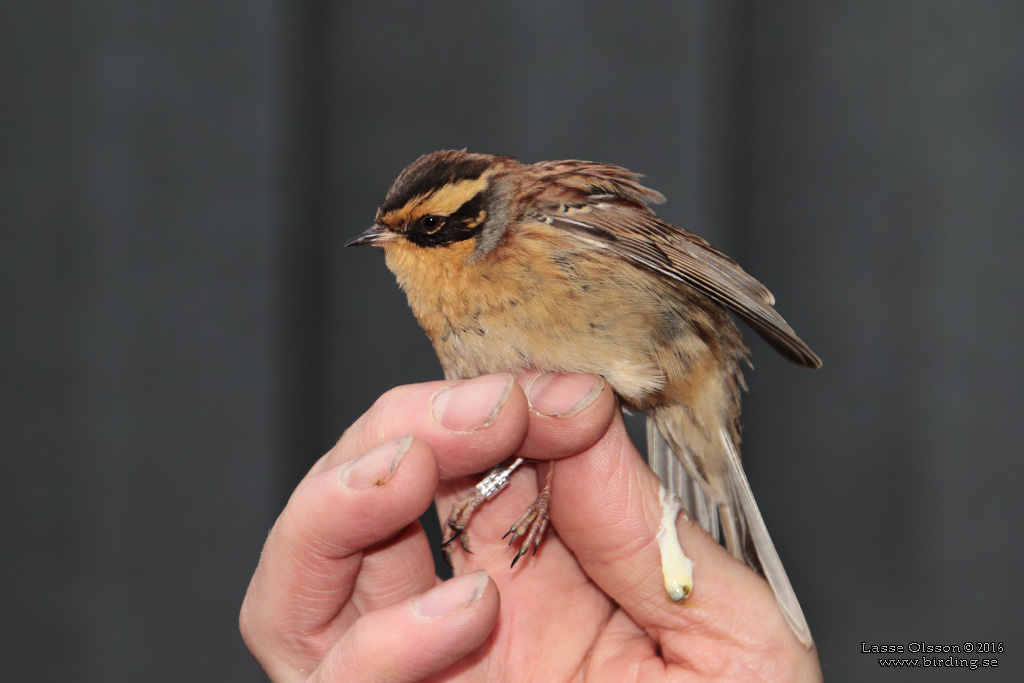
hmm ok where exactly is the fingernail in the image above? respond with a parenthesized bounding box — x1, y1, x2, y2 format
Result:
(429, 374, 514, 431)
(339, 436, 412, 490)
(526, 373, 605, 417)
(414, 570, 489, 618)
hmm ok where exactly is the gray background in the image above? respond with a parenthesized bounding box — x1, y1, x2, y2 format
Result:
(3, 1, 1022, 681)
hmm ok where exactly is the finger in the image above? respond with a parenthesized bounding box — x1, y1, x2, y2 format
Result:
(309, 571, 499, 683)
(514, 372, 617, 461)
(321, 373, 619, 483)
(352, 520, 436, 614)
(240, 437, 438, 679)
(551, 410, 792, 645)
(318, 373, 528, 480)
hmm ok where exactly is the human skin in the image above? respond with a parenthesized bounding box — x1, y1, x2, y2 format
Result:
(239, 372, 823, 681)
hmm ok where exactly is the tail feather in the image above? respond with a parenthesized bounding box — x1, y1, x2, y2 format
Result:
(647, 419, 719, 541)
(718, 425, 813, 648)
(646, 411, 813, 648)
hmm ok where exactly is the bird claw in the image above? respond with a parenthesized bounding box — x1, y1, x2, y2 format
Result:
(441, 494, 482, 564)
(503, 487, 551, 568)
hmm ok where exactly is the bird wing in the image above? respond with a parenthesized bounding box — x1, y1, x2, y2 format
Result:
(526, 161, 821, 369)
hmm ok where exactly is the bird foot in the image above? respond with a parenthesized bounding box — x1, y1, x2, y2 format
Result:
(502, 483, 551, 567)
(441, 457, 526, 565)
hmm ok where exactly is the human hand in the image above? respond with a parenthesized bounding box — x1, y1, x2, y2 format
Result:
(240, 373, 823, 681)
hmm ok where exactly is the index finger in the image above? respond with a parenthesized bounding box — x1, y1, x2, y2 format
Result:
(319, 372, 617, 481)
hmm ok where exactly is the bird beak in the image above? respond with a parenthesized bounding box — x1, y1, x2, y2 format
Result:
(345, 224, 397, 247)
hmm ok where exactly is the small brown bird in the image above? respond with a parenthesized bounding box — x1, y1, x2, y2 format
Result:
(347, 150, 821, 647)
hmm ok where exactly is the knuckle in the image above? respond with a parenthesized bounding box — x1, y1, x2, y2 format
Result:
(374, 384, 412, 411)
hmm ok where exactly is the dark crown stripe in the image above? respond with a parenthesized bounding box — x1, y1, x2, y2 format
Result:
(379, 153, 493, 216)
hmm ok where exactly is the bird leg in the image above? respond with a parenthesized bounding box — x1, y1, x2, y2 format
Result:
(503, 463, 554, 567)
(442, 456, 525, 564)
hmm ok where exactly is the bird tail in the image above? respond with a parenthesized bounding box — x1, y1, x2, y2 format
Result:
(648, 406, 813, 648)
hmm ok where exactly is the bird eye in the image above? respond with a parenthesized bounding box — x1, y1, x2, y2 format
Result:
(420, 215, 441, 231)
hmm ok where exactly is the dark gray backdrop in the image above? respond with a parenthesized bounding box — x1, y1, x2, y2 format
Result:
(3, 1, 1022, 681)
